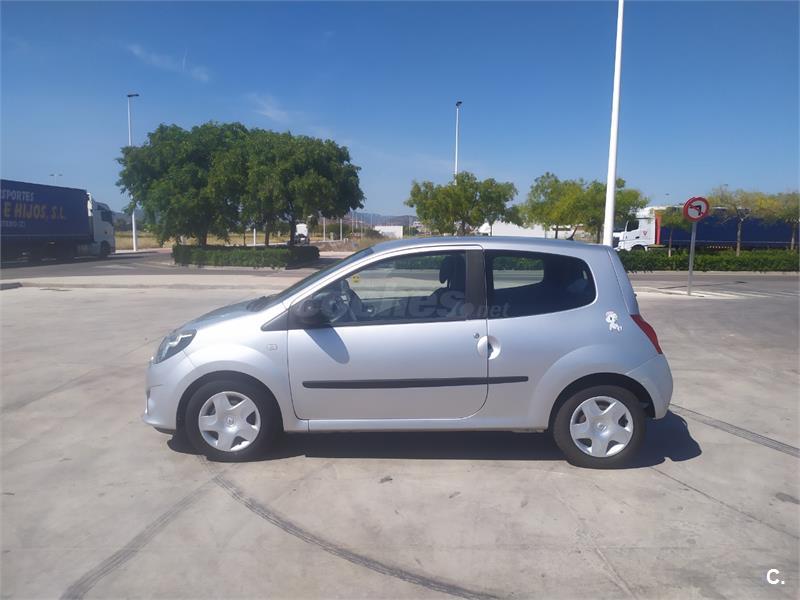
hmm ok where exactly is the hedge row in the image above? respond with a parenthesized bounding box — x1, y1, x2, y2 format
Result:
(172, 244, 320, 268)
(619, 249, 799, 272)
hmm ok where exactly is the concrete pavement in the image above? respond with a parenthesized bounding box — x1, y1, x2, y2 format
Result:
(1, 269, 798, 599)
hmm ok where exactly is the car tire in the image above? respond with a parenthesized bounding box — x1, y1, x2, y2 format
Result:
(552, 385, 645, 469)
(100, 242, 111, 258)
(184, 379, 281, 462)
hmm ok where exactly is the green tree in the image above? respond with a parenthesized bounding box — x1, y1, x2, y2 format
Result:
(407, 180, 454, 234)
(522, 174, 647, 242)
(242, 129, 286, 245)
(252, 133, 364, 244)
(757, 192, 800, 250)
(522, 173, 572, 238)
(119, 125, 364, 247)
(709, 186, 766, 256)
(405, 172, 518, 235)
(478, 178, 520, 234)
(117, 122, 249, 246)
(775, 192, 800, 250)
(656, 206, 691, 256)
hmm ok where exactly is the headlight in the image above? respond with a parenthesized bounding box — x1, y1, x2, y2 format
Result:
(153, 330, 196, 364)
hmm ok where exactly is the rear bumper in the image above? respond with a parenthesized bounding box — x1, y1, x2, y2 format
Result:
(626, 354, 673, 419)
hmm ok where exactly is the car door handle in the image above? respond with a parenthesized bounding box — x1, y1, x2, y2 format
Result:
(477, 335, 501, 359)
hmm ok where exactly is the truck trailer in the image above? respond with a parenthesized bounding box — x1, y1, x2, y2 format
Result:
(614, 207, 793, 251)
(1, 179, 115, 262)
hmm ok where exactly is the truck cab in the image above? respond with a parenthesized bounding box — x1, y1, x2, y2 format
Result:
(613, 209, 659, 251)
(88, 196, 116, 257)
(293, 222, 309, 245)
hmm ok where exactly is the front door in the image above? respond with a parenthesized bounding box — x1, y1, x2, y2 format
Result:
(287, 249, 488, 420)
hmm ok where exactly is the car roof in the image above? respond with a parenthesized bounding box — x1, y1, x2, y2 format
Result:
(368, 235, 613, 260)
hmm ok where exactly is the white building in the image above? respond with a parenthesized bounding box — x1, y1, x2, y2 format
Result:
(477, 221, 548, 237)
(374, 225, 403, 239)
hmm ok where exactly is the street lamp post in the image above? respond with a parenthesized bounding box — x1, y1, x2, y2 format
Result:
(601, 0, 625, 247)
(127, 93, 140, 252)
(49, 173, 63, 183)
(454, 101, 462, 178)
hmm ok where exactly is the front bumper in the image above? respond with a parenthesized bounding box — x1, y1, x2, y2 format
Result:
(626, 354, 673, 419)
(142, 352, 195, 431)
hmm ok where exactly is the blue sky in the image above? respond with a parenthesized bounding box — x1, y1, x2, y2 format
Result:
(2, 1, 798, 215)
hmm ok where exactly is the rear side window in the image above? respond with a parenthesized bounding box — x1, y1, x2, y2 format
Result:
(486, 250, 595, 318)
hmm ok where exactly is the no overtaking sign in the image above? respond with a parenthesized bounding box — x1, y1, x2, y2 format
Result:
(684, 196, 710, 295)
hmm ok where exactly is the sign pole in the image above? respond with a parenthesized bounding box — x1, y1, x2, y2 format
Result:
(687, 221, 698, 296)
(682, 196, 709, 296)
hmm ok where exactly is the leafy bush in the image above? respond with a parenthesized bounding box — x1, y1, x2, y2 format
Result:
(619, 249, 798, 272)
(172, 244, 320, 269)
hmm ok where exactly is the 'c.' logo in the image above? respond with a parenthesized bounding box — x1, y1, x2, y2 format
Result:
(766, 569, 784, 585)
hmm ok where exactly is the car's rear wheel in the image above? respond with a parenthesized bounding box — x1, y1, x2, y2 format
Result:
(553, 385, 645, 469)
(185, 379, 281, 461)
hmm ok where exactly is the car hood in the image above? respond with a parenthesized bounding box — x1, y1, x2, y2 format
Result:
(184, 296, 280, 329)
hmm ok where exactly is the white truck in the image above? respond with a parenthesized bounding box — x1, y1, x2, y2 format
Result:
(292, 222, 309, 245)
(612, 208, 661, 251)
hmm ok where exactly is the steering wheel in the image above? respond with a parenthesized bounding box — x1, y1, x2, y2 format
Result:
(317, 279, 359, 323)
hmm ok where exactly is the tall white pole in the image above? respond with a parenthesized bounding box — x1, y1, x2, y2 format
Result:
(322, 217, 326, 241)
(602, 0, 625, 247)
(454, 101, 462, 177)
(127, 94, 139, 252)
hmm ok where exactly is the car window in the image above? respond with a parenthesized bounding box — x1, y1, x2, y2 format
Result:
(486, 250, 595, 318)
(310, 251, 467, 325)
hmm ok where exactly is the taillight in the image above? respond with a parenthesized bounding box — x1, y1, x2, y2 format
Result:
(631, 314, 663, 354)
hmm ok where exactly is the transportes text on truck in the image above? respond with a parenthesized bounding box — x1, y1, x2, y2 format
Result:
(1, 179, 115, 262)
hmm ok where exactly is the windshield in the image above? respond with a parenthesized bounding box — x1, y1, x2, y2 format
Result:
(253, 246, 375, 310)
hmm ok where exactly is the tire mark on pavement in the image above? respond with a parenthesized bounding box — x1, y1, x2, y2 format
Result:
(60, 477, 218, 600)
(650, 467, 798, 541)
(549, 476, 636, 599)
(671, 404, 800, 458)
(211, 473, 500, 600)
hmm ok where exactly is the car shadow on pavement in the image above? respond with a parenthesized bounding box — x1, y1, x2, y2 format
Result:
(167, 411, 701, 469)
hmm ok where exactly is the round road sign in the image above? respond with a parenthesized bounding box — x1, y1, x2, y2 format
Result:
(683, 197, 710, 222)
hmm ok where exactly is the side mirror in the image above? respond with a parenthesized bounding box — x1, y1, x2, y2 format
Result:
(291, 290, 351, 328)
(292, 297, 328, 328)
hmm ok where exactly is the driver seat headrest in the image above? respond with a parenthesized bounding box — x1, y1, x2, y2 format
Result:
(438, 254, 466, 290)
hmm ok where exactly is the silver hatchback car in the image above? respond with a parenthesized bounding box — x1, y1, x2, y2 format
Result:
(144, 237, 672, 468)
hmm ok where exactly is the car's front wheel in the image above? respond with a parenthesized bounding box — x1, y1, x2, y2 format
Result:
(553, 385, 645, 469)
(185, 379, 281, 461)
